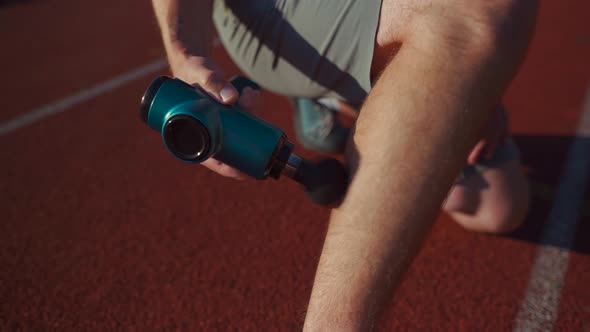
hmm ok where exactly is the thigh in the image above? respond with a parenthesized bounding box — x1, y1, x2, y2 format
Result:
(212, 0, 382, 106)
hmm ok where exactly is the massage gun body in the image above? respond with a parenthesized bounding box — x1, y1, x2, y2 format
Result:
(142, 76, 289, 179)
(140, 76, 347, 206)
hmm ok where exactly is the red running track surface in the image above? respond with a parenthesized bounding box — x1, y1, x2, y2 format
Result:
(0, 0, 588, 330)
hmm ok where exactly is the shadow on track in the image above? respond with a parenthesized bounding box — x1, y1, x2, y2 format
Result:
(505, 135, 590, 254)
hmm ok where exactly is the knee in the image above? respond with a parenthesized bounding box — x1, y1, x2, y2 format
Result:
(444, 172, 530, 234)
(471, 198, 529, 234)
(447, 197, 529, 234)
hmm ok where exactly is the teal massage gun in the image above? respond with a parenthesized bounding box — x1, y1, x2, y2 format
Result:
(139, 76, 348, 206)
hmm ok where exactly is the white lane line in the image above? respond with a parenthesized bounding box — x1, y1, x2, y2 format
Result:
(514, 89, 590, 332)
(0, 58, 168, 136)
(0, 37, 225, 136)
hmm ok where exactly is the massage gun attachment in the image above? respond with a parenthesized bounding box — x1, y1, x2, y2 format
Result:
(139, 75, 348, 207)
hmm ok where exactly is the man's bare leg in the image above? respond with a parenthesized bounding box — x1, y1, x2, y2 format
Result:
(339, 117, 531, 235)
(370, 2, 531, 235)
(303, 0, 538, 329)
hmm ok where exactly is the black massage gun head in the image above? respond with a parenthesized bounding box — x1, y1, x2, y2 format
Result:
(293, 158, 349, 207)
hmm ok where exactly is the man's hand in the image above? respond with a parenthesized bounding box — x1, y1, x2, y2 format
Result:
(169, 52, 262, 179)
(467, 105, 509, 165)
(152, 0, 261, 180)
(169, 53, 239, 104)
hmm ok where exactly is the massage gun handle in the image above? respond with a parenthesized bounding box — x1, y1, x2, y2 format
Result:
(230, 77, 350, 207)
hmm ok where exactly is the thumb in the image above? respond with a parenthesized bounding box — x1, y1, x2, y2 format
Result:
(194, 67, 239, 104)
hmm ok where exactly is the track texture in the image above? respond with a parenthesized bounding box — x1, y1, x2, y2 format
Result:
(0, 0, 588, 330)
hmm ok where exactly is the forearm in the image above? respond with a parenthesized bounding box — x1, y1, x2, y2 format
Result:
(151, 0, 214, 59)
(304, 2, 537, 330)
